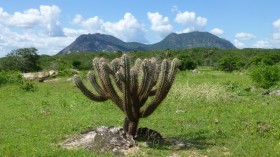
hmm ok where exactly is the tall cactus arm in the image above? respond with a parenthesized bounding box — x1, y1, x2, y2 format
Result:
(73, 75, 108, 102)
(130, 68, 139, 102)
(166, 58, 180, 90)
(140, 59, 171, 118)
(115, 71, 125, 92)
(139, 60, 159, 103)
(88, 72, 108, 98)
(99, 62, 124, 111)
(123, 55, 138, 121)
(133, 58, 142, 71)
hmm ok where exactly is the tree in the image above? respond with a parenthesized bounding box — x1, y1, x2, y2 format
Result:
(74, 54, 179, 137)
(72, 60, 82, 69)
(177, 54, 197, 71)
(217, 55, 245, 72)
(1, 48, 41, 72)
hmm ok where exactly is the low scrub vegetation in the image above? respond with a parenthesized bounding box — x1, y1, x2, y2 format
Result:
(0, 48, 280, 156)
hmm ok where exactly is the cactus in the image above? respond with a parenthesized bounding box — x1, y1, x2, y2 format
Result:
(74, 54, 179, 137)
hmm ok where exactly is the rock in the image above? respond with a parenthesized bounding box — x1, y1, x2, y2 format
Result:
(22, 73, 36, 81)
(37, 71, 50, 80)
(192, 69, 198, 74)
(49, 70, 57, 76)
(22, 70, 57, 82)
(270, 90, 280, 96)
(66, 77, 73, 81)
(44, 78, 61, 83)
(176, 110, 185, 113)
(61, 126, 137, 156)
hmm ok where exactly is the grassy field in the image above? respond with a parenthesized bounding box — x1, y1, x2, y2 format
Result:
(1, 68, 280, 156)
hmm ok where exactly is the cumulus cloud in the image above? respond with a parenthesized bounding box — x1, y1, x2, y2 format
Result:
(0, 5, 73, 57)
(147, 12, 173, 38)
(235, 32, 255, 40)
(273, 32, 280, 40)
(0, 25, 73, 57)
(273, 19, 280, 30)
(210, 28, 224, 35)
(253, 40, 271, 48)
(273, 19, 280, 40)
(72, 13, 147, 43)
(0, 5, 63, 37)
(174, 11, 207, 33)
(233, 39, 245, 48)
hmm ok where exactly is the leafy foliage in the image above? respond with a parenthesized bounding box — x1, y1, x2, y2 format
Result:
(217, 55, 245, 72)
(177, 54, 197, 70)
(1, 48, 41, 72)
(20, 80, 37, 92)
(0, 71, 23, 86)
(249, 65, 280, 89)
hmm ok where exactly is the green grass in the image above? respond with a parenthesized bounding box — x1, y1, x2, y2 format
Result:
(1, 69, 280, 156)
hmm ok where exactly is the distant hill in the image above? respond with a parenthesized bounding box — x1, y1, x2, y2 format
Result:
(58, 31, 236, 54)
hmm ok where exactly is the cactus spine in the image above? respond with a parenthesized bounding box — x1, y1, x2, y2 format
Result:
(74, 54, 179, 137)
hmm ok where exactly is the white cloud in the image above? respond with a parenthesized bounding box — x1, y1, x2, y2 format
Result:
(235, 32, 255, 40)
(72, 14, 83, 24)
(0, 5, 63, 37)
(0, 25, 73, 57)
(210, 28, 224, 35)
(273, 32, 280, 40)
(171, 5, 179, 13)
(147, 12, 173, 38)
(174, 11, 207, 33)
(273, 19, 280, 40)
(175, 11, 196, 24)
(73, 13, 147, 43)
(233, 39, 245, 48)
(0, 5, 73, 57)
(273, 19, 280, 30)
(253, 40, 271, 48)
(196, 17, 207, 27)
(63, 28, 88, 37)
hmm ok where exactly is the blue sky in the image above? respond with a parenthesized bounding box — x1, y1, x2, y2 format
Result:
(0, 0, 280, 56)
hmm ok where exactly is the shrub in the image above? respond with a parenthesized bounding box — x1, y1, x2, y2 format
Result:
(249, 65, 280, 89)
(1, 48, 41, 72)
(20, 80, 37, 92)
(218, 55, 245, 72)
(177, 54, 197, 71)
(0, 71, 23, 86)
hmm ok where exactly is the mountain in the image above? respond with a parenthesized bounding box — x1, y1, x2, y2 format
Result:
(147, 32, 236, 50)
(58, 31, 236, 54)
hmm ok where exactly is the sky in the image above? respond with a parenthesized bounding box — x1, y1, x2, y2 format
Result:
(0, 0, 280, 57)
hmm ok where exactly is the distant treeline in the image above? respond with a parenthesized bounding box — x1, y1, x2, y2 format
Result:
(38, 48, 280, 71)
(1, 47, 280, 72)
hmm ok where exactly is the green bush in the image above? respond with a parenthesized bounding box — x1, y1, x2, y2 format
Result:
(177, 54, 197, 71)
(217, 55, 245, 72)
(249, 65, 280, 89)
(0, 71, 23, 86)
(20, 80, 37, 92)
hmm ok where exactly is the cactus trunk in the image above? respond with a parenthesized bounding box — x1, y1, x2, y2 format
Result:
(123, 117, 139, 137)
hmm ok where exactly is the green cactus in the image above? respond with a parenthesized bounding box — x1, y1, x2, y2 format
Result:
(74, 54, 179, 137)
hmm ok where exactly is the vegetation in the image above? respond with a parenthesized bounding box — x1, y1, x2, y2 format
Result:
(1, 47, 280, 156)
(0, 47, 41, 72)
(217, 55, 245, 72)
(1, 68, 280, 156)
(74, 55, 179, 137)
(250, 64, 280, 89)
(176, 54, 197, 70)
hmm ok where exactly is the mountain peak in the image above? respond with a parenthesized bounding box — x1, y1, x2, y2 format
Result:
(58, 31, 236, 54)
